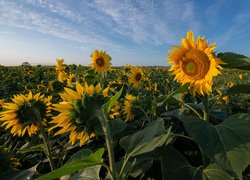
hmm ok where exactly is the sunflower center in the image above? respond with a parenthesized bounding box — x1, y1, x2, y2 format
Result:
(183, 49, 210, 79)
(96, 57, 105, 67)
(185, 62, 196, 74)
(135, 73, 142, 81)
(16, 101, 47, 126)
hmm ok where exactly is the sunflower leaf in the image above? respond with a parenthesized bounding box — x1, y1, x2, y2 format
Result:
(182, 113, 250, 179)
(161, 147, 233, 180)
(18, 144, 46, 154)
(218, 52, 250, 70)
(101, 86, 123, 116)
(225, 84, 250, 95)
(120, 118, 172, 157)
(157, 84, 189, 107)
(1, 170, 35, 180)
(66, 148, 93, 164)
(38, 148, 104, 180)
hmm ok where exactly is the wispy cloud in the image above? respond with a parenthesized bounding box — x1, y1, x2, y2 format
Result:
(0, 0, 199, 47)
(0, 0, 121, 50)
(0, 30, 16, 35)
(1, 0, 249, 63)
(90, 0, 199, 45)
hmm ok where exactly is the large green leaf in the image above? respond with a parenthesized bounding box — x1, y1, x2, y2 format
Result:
(218, 52, 250, 70)
(117, 155, 154, 179)
(182, 113, 250, 179)
(225, 84, 250, 95)
(161, 147, 203, 180)
(1, 170, 34, 180)
(38, 148, 104, 180)
(161, 147, 233, 180)
(66, 149, 93, 164)
(108, 118, 126, 137)
(70, 165, 101, 180)
(204, 163, 233, 180)
(120, 118, 172, 157)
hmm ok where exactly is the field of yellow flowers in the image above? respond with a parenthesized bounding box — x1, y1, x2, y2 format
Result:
(0, 31, 250, 180)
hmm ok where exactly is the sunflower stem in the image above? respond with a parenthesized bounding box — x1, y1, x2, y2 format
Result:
(119, 154, 131, 179)
(202, 95, 209, 121)
(98, 110, 118, 180)
(33, 107, 56, 171)
(100, 73, 106, 89)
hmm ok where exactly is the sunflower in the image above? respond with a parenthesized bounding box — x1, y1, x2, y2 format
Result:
(109, 101, 121, 119)
(227, 82, 234, 88)
(128, 67, 144, 88)
(56, 58, 65, 73)
(0, 92, 52, 137)
(167, 30, 223, 95)
(90, 50, 111, 74)
(56, 59, 67, 82)
(50, 81, 107, 146)
(123, 94, 136, 122)
(58, 71, 67, 83)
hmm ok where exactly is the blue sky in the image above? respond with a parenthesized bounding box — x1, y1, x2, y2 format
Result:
(0, 0, 250, 66)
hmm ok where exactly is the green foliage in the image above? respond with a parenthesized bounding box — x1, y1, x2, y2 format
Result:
(161, 147, 233, 180)
(101, 86, 123, 116)
(0, 58, 250, 179)
(182, 113, 250, 179)
(225, 84, 250, 95)
(0, 170, 34, 180)
(38, 148, 104, 180)
(120, 118, 172, 157)
(218, 52, 250, 70)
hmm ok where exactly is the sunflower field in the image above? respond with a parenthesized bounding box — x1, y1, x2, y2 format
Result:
(1, 31, 250, 180)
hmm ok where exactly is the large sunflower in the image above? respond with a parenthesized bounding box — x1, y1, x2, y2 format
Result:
(90, 50, 111, 74)
(0, 92, 52, 137)
(50, 81, 108, 146)
(128, 67, 144, 88)
(123, 94, 136, 122)
(167, 30, 223, 95)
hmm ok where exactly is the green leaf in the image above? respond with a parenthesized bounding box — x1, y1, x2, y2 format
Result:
(225, 84, 250, 95)
(219, 52, 250, 70)
(117, 155, 154, 179)
(38, 148, 104, 180)
(161, 147, 233, 180)
(157, 84, 189, 106)
(169, 83, 189, 98)
(204, 163, 233, 180)
(108, 118, 126, 136)
(1, 170, 34, 180)
(161, 147, 204, 180)
(120, 118, 172, 156)
(101, 86, 123, 116)
(18, 144, 46, 154)
(70, 165, 101, 180)
(66, 149, 93, 164)
(182, 113, 250, 179)
(130, 157, 153, 178)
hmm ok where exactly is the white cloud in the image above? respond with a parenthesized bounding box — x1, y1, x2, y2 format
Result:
(0, 0, 200, 47)
(0, 0, 122, 50)
(89, 0, 199, 45)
